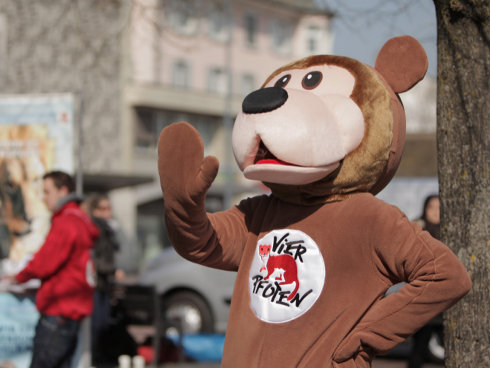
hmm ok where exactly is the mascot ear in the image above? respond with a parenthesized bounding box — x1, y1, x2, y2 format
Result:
(375, 35, 428, 93)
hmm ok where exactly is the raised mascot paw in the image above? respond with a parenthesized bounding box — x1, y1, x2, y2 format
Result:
(158, 122, 219, 202)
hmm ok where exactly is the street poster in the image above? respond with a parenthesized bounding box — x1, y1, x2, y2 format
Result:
(0, 94, 74, 366)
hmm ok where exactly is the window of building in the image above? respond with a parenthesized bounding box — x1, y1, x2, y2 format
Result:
(306, 25, 320, 54)
(166, 0, 199, 35)
(137, 200, 171, 255)
(208, 67, 229, 95)
(135, 109, 159, 150)
(0, 14, 6, 88)
(207, 1, 230, 42)
(135, 108, 221, 153)
(269, 18, 293, 55)
(172, 60, 190, 88)
(244, 13, 258, 48)
(241, 73, 255, 96)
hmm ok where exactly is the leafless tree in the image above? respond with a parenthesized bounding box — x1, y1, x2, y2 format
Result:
(433, 1, 489, 367)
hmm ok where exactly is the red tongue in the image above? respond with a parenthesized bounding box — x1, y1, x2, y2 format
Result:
(256, 158, 292, 166)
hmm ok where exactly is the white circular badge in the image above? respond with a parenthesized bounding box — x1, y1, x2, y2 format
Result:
(249, 229, 325, 323)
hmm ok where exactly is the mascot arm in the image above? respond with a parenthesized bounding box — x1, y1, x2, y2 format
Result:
(164, 206, 247, 271)
(333, 205, 471, 362)
(158, 122, 247, 270)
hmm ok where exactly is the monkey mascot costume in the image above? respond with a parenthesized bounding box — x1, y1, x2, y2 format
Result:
(157, 36, 471, 367)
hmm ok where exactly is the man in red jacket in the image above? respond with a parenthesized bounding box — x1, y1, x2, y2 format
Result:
(12, 171, 99, 368)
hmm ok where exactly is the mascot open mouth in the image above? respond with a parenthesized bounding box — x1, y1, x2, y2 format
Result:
(254, 141, 294, 166)
(243, 139, 340, 185)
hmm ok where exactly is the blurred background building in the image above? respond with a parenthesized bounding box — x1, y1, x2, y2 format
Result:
(0, 0, 436, 273)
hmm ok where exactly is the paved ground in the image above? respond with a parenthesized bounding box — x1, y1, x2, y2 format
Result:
(126, 326, 443, 368)
(372, 359, 442, 368)
(96, 357, 442, 368)
(159, 359, 443, 368)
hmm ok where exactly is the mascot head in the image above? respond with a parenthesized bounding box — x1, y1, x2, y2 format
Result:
(232, 35, 428, 205)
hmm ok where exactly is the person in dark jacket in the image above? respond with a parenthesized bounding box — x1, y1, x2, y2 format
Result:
(408, 194, 442, 368)
(85, 193, 121, 363)
(11, 171, 99, 368)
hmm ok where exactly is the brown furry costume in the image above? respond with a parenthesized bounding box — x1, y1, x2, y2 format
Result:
(157, 36, 471, 367)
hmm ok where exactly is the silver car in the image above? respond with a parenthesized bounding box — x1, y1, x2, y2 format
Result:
(138, 247, 236, 335)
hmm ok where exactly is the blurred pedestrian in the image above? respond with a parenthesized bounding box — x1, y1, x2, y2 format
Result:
(85, 193, 123, 363)
(414, 194, 440, 240)
(7, 171, 99, 368)
(408, 194, 442, 368)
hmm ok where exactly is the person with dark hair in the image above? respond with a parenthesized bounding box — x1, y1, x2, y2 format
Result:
(408, 194, 442, 368)
(85, 193, 121, 363)
(6, 170, 99, 368)
(417, 194, 440, 240)
(42, 170, 76, 193)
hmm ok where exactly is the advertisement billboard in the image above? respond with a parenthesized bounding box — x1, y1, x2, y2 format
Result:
(0, 94, 74, 264)
(0, 94, 74, 366)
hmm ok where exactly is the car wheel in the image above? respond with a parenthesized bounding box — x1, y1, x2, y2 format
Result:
(163, 291, 214, 335)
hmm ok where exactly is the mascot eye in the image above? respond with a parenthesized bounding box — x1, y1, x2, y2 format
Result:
(302, 71, 323, 89)
(274, 74, 291, 88)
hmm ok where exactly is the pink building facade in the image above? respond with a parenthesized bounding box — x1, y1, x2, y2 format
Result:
(122, 0, 333, 261)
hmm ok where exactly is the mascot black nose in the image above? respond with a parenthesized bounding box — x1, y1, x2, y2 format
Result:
(242, 87, 288, 114)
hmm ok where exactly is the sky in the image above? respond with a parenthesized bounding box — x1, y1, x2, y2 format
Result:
(320, 0, 438, 77)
